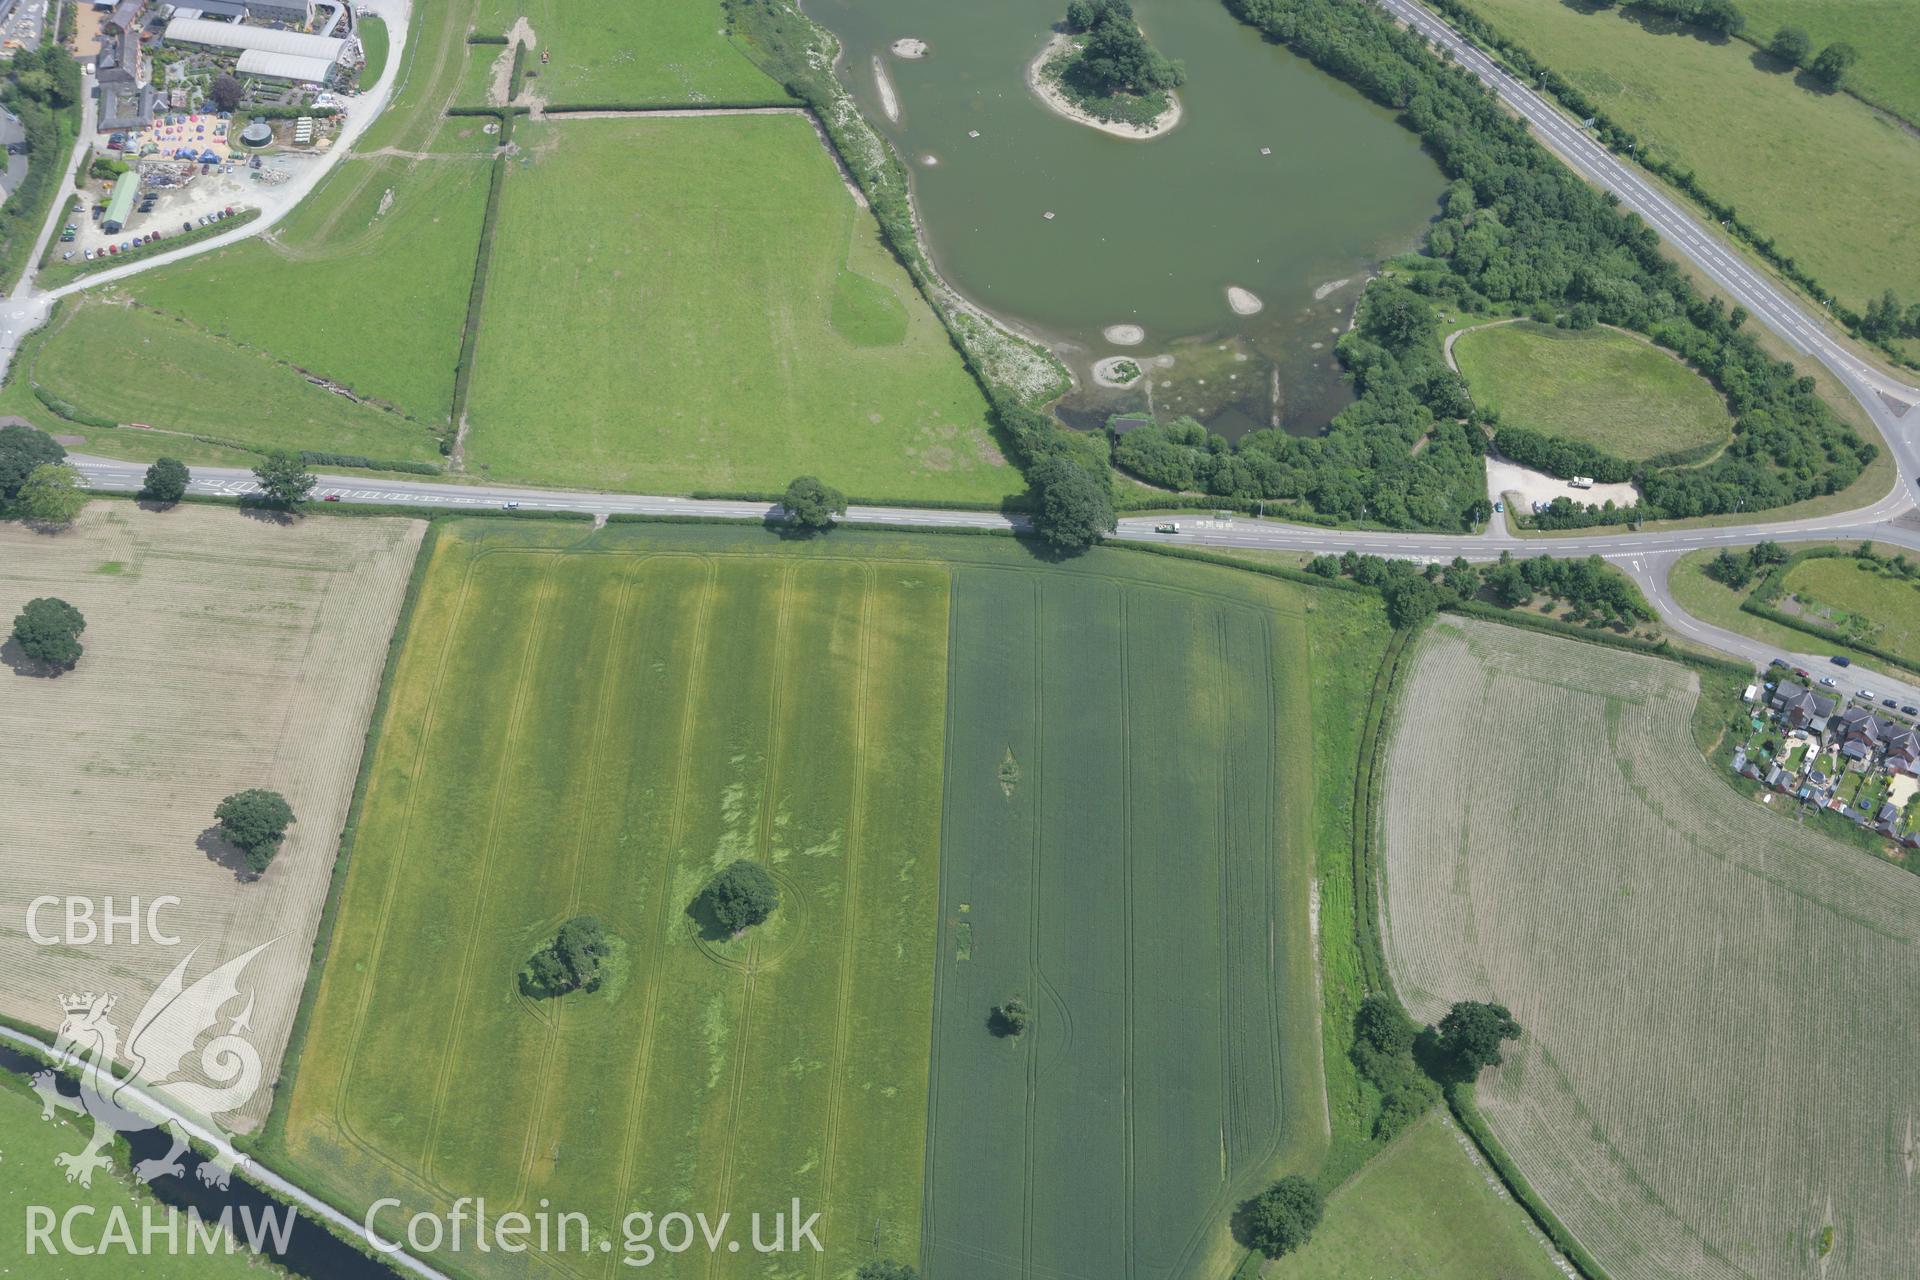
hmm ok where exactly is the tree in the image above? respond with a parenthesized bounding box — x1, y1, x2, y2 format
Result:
(15, 463, 85, 524)
(1243, 1176, 1324, 1258)
(1434, 999, 1522, 1081)
(214, 789, 296, 874)
(1028, 453, 1114, 551)
(701, 859, 780, 934)
(991, 995, 1031, 1037)
(856, 1262, 918, 1280)
(781, 475, 846, 530)
(1808, 41, 1857, 87)
(1768, 25, 1810, 66)
(1691, 0, 1743, 34)
(208, 73, 243, 113)
(520, 916, 610, 997)
(141, 457, 190, 505)
(0, 423, 65, 504)
(1704, 547, 1754, 589)
(11, 597, 84, 670)
(1064, 0, 1098, 32)
(253, 451, 315, 508)
(1382, 575, 1440, 629)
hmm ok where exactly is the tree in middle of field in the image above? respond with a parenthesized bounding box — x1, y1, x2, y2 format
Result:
(696, 859, 781, 937)
(1238, 1174, 1324, 1259)
(212, 788, 296, 877)
(989, 994, 1031, 1038)
(520, 916, 611, 998)
(10, 596, 85, 672)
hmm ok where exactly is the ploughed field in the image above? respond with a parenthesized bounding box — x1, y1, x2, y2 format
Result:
(0, 504, 424, 1132)
(281, 523, 1334, 1278)
(1380, 618, 1920, 1280)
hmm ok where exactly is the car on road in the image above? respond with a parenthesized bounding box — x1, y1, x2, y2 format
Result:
(321, 494, 341, 502)
(1831, 655, 1851, 667)
(501, 501, 520, 510)
(1154, 522, 1181, 533)
(1820, 676, 1837, 687)
(1493, 500, 1504, 513)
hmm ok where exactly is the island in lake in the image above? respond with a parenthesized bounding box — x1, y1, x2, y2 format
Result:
(1029, 0, 1183, 139)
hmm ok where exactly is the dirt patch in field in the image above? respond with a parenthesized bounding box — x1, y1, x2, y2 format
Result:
(0, 504, 423, 1132)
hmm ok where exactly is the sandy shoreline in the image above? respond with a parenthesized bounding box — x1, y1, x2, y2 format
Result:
(872, 56, 901, 123)
(1026, 33, 1181, 141)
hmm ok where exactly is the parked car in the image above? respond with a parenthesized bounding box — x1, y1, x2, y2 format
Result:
(1902, 705, 1917, 716)
(1859, 689, 1876, 700)
(105, 244, 116, 255)
(1884, 699, 1899, 710)
(1769, 657, 1788, 668)
(82, 248, 93, 260)
(1794, 667, 1811, 680)
(61, 250, 72, 260)
(1832, 655, 1852, 667)
(1820, 676, 1837, 687)
(183, 221, 193, 234)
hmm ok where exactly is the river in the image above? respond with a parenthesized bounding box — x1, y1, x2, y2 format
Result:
(813, 0, 1447, 436)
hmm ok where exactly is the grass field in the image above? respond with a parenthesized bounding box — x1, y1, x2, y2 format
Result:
(0, 1072, 265, 1277)
(463, 117, 1013, 501)
(1270, 1112, 1565, 1280)
(1380, 617, 1920, 1279)
(358, 16, 390, 91)
(1456, 0, 1920, 308)
(1668, 543, 1920, 672)
(1453, 321, 1732, 460)
(27, 298, 444, 462)
(472, 0, 784, 105)
(0, 504, 423, 1132)
(280, 523, 1352, 1278)
(1736, 0, 1920, 125)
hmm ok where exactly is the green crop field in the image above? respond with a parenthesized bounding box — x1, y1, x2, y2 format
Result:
(463, 116, 1013, 502)
(1453, 321, 1732, 460)
(1271, 1112, 1565, 1280)
(1455, 0, 1920, 309)
(1381, 617, 1920, 1280)
(1737, 0, 1920, 126)
(473, 0, 784, 105)
(921, 546, 1337, 1279)
(0, 1073, 266, 1277)
(280, 523, 1357, 1278)
(26, 298, 442, 463)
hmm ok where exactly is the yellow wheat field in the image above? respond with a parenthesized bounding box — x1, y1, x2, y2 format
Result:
(0, 503, 422, 1131)
(1382, 618, 1920, 1280)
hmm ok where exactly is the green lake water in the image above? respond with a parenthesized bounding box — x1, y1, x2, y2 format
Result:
(812, 0, 1447, 435)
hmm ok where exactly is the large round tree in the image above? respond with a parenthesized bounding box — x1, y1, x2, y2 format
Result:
(11, 597, 85, 670)
(1243, 1175, 1324, 1258)
(214, 789, 296, 875)
(700, 860, 780, 934)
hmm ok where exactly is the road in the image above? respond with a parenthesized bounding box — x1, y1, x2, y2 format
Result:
(1373, 0, 1920, 487)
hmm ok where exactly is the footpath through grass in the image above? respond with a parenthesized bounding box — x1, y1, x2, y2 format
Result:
(463, 116, 1013, 502)
(1453, 320, 1731, 461)
(1269, 1111, 1565, 1280)
(1453, 0, 1920, 309)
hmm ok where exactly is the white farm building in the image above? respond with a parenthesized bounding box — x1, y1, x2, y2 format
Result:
(163, 16, 345, 82)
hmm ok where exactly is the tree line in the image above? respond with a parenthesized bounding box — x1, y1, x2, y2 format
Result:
(1304, 548, 1657, 631)
(1174, 0, 1877, 532)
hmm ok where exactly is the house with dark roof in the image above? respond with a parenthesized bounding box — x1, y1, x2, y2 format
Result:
(1884, 726, 1920, 774)
(1771, 682, 1838, 732)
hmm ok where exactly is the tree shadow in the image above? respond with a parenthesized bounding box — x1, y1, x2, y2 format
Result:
(1, 636, 68, 678)
(683, 890, 734, 943)
(1618, 8, 1733, 45)
(134, 497, 180, 513)
(764, 516, 828, 541)
(1411, 1026, 1464, 1085)
(196, 826, 259, 882)
(236, 498, 295, 526)
(1227, 1195, 1266, 1252)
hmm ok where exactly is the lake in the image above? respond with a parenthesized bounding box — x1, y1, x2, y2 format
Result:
(812, 0, 1447, 435)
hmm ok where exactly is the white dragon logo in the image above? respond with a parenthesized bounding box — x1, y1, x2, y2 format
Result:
(32, 940, 276, 1191)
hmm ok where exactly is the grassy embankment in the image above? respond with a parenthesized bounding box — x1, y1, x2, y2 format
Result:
(1451, 0, 1920, 312)
(463, 116, 1012, 502)
(1669, 542, 1920, 671)
(469, 0, 787, 105)
(356, 16, 390, 91)
(0, 1073, 268, 1278)
(1452, 320, 1732, 461)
